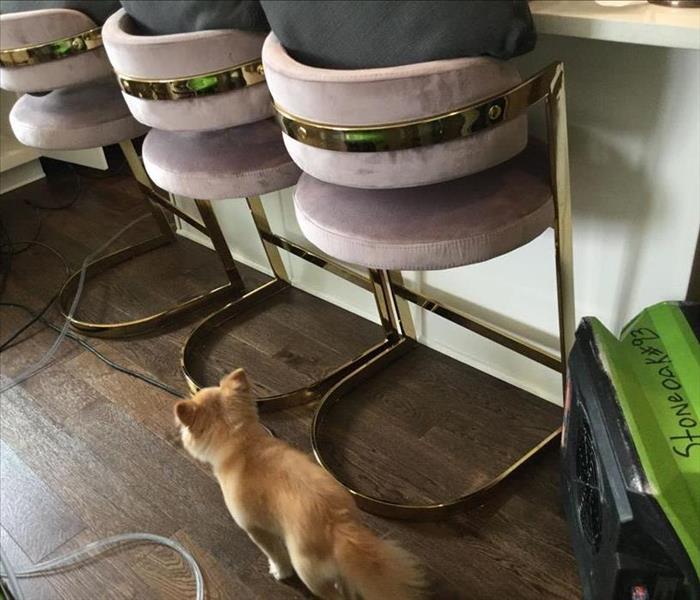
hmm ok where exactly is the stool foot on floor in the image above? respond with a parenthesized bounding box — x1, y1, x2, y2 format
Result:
(310, 336, 562, 520)
(181, 277, 398, 411)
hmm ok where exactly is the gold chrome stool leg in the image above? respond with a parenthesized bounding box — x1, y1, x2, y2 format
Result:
(181, 197, 400, 410)
(194, 199, 245, 289)
(58, 139, 246, 337)
(547, 68, 576, 386)
(309, 66, 575, 520)
(310, 267, 565, 520)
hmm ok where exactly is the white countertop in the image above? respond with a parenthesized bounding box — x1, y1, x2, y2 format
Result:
(530, 1, 700, 49)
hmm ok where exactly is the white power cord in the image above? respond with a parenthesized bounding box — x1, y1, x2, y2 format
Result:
(0, 533, 205, 600)
(0, 213, 205, 598)
(0, 546, 24, 600)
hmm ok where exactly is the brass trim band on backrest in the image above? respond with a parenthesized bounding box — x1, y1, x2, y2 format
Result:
(0, 27, 102, 68)
(117, 59, 266, 101)
(274, 62, 562, 153)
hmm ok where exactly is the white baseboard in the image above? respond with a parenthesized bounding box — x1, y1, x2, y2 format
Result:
(0, 158, 45, 195)
(42, 147, 108, 170)
(176, 225, 274, 277)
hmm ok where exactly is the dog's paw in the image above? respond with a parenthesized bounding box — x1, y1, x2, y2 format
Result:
(268, 560, 294, 581)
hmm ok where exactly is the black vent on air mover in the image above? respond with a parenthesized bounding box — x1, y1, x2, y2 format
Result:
(562, 318, 699, 600)
(574, 411, 602, 553)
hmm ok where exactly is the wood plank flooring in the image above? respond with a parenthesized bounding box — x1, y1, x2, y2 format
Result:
(0, 155, 581, 599)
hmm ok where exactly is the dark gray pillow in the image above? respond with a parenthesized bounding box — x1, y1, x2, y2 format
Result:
(261, 0, 536, 69)
(119, 0, 269, 35)
(0, 0, 121, 24)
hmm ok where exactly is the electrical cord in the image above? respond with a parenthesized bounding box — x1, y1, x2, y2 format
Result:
(0, 239, 72, 352)
(0, 214, 150, 395)
(0, 217, 184, 397)
(2, 216, 44, 257)
(1, 301, 278, 443)
(0, 229, 183, 397)
(0, 533, 205, 600)
(0, 303, 185, 398)
(3, 240, 70, 273)
(2, 301, 277, 441)
(0, 217, 202, 599)
(0, 293, 59, 352)
(0, 218, 16, 296)
(0, 158, 80, 291)
(0, 548, 22, 600)
(23, 164, 82, 211)
(0, 157, 205, 599)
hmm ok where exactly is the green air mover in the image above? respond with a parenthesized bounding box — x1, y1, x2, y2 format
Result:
(563, 301, 699, 600)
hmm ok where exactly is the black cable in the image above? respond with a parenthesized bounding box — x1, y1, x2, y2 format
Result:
(3, 214, 44, 256)
(3, 240, 70, 274)
(0, 293, 59, 352)
(24, 164, 82, 211)
(0, 163, 186, 398)
(0, 218, 12, 296)
(0, 240, 72, 352)
(0, 302, 185, 399)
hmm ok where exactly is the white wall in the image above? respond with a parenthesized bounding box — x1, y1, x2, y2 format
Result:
(177, 34, 700, 406)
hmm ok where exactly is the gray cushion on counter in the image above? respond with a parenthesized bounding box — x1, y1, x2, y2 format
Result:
(120, 0, 268, 35)
(0, 1, 120, 24)
(260, 0, 536, 69)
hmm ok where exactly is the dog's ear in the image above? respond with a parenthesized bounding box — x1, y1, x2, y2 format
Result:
(220, 368, 250, 394)
(174, 400, 198, 428)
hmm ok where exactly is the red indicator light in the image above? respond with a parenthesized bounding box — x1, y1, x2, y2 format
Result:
(631, 585, 650, 600)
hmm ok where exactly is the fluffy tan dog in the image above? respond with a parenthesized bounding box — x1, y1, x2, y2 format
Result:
(175, 368, 425, 599)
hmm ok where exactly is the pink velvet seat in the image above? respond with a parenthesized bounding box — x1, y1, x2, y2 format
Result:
(266, 31, 553, 271)
(0, 8, 112, 93)
(294, 141, 553, 270)
(102, 9, 273, 132)
(143, 119, 300, 200)
(103, 8, 381, 404)
(263, 32, 575, 521)
(10, 77, 147, 150)
(102, 9, 300, 200)
(263, 33, 527, 189)
(1, 8, 148, 149)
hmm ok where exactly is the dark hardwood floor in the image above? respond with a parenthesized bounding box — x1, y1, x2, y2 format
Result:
(0, 156, 581, 599)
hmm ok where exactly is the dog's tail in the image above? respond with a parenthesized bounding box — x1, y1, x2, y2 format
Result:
(333, 520, 426, 600)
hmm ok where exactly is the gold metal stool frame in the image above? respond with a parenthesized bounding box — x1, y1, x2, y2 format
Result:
(58, 139, 246, 336)
(2, 26, 252, 336)
(180, 194, 403, 409)
(272, 62, 575, 520)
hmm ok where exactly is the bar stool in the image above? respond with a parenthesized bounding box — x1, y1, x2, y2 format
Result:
(263, 33, 575, 519)
(0, 7, 248, 337)
(103, 10, 395, 407)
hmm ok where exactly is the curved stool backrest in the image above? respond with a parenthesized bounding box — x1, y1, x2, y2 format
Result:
(0, 8, 111, 93)
(102, 9, 272, 132)
(262, 33, 528, 189)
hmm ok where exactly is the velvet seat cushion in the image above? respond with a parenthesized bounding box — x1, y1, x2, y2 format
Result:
(293, 141, 553, 271)
(142, 118, 301, 200)
(0, 9, 113, 93)
(262, 33, 527, 189)
(102, 9, 273, 132)
(9, 78, 148, 150)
